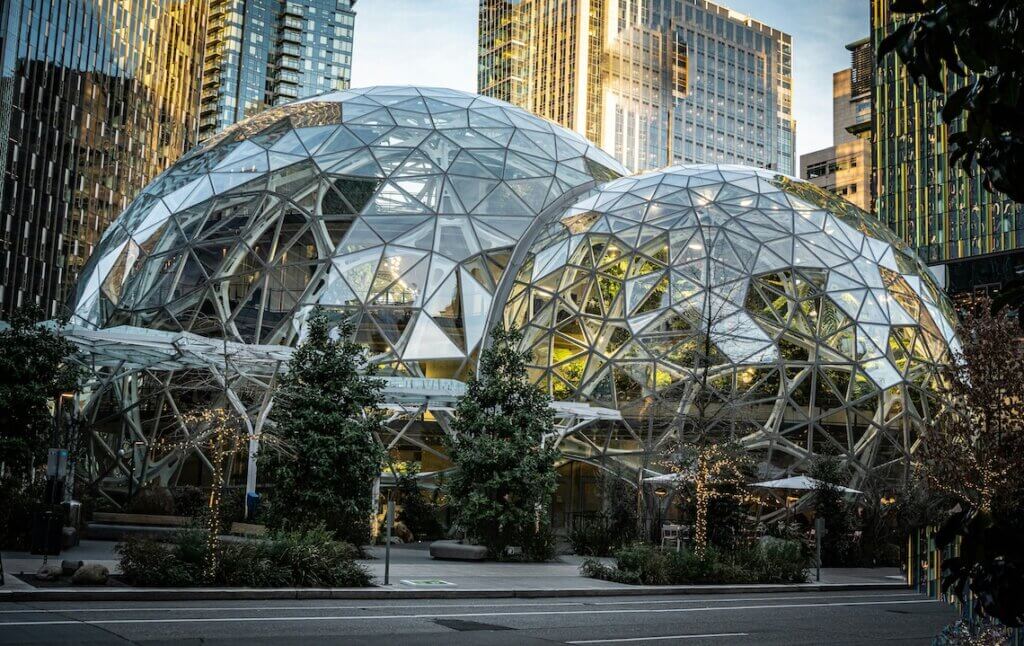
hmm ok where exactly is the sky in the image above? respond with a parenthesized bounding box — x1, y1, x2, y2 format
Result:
(351, 0, 868, 160)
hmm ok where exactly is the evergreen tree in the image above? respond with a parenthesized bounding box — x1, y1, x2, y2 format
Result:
(0, 307, 82, 478)
(444, 325, 558, 559)
(810, 454, 855, 567)
(262, 309, 384, 546)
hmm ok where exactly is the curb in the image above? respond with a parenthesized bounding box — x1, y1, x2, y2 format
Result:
(0, 581, 908, 602)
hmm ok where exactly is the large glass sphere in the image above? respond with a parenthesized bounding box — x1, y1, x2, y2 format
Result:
(72, 86, 626, 378)
(501, 164, 957, 479)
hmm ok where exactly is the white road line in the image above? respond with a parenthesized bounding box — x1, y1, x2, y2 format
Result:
(0, 592, 921, 614)
(0, 598, 938, 627)
(568, 633, 748, 644)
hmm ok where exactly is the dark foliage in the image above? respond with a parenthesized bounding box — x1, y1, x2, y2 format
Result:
(581, 540, 808, 586)
(878, 0, 1024, 202)
(810, 455, 856, 566)
(261, 309, 385, 546)
(936, 508, 1024, 628)
(0, 307, 83, 478)
(920, 300, 1024, 627)
(443, 325, 559, 560)
(126, 483, 175, 515)
(568, 472, 639, 557)
(0, 476, 44, 549)
(171, 486, 207, 517)
(396, 466, 442, 541)
(117, 526, 371, 588)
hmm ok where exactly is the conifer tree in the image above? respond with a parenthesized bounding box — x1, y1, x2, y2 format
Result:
(444, 325, 558, 559)
(262, 309, 384, 546)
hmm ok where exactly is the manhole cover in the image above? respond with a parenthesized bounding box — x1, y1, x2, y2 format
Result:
(400, 579, 455, 586)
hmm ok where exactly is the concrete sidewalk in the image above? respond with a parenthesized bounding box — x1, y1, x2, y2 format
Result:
(1, 540, 908, 602)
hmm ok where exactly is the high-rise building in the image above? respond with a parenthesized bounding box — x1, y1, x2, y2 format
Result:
(873, 0, 1024, 293)
(199, 0, 357, 141)
(479, 0, 794, 174)
(799, 38, 872, 212)
(0, 0, 207, 318)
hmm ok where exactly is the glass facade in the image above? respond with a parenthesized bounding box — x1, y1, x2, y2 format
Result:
(73, 86, 626, 380)
(478, 0, 795, 175)
(504, 164, 957, 483)
(199, 0, 357, 141)
(66, 87, 955, 497)
(0, 0, 207, 317)
(872, 0, 1023, 282)
(799, 39, 872, 213)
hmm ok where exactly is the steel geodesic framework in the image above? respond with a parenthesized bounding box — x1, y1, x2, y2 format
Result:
(72, 86, 626, 379)
(66, 83, 956, 498)
(67, 86, 626, 492)
(502, 165, 958, 485)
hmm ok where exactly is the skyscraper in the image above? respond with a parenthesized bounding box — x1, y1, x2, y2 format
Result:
(0, 0, 207, 318)
(873, 0, 1023, 293)
(479, 0, 795, 174)
(800, 38, 872, 212)
(199, 0, 357, 141)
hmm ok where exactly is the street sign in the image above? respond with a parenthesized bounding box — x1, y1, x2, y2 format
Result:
(46, 449, 68, 478)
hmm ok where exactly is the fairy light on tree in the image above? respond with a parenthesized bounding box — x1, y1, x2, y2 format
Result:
(664, 240, 759, 557)
(668, 440, 754, 556)
(169, 407, 288, 583)
(919, 295, 1024, 513)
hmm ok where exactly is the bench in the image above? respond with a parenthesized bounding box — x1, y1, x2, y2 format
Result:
(429, 540, 488, 561)
(91, 512, 191, 527)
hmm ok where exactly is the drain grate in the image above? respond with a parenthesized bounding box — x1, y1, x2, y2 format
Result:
(434, 619, 515, 632)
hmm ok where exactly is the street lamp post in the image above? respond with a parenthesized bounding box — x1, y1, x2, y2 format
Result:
(383, 490, 394, 586)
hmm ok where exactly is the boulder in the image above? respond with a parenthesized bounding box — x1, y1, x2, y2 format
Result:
(71, 563, 110, 586)
(35, 564, 63, 581)
(429, 540, 487, 561)
(61, 560, 84, 576)
(127, 483, 175, 515)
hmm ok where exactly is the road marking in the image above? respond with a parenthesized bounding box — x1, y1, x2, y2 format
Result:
(0, 598, 938, 627)
(568, 633, 748, 643)
(0, 592, 921, 614)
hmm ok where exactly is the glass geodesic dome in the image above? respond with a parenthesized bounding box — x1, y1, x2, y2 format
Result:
(501, 165, 958, 480)
(72, 86, 626, 378)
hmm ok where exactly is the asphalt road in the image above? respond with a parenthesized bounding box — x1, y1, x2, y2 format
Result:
(0, 589, 957, 645)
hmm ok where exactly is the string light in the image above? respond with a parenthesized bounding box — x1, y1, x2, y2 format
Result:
(173, 408, 249, 583)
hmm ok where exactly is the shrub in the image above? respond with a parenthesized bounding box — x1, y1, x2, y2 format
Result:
(396, 468, 442, 541)
(217, 540, 288, 588)
(266, 526, 367, 587)
(518, 523, 556, 562)
(171, 486, 206, 517)
(736, 539, 809, 584)
(581, 539, 809, 586)
(613, 544, 670, 585)
(116, 525, 371, 587)
(117, 538, 202, 587)
(569, 519, 616, 557)
(0, 476, 42, 550)
(126, 483, 175, 515)
(580, 558, 641, 585)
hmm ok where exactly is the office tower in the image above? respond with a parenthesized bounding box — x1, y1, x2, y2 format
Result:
(199, 0, 357, 141)
(873, 0, 1023, 293)
(799, 38, 872, 212)
(479, 0, 795, 174)
(0, 0, 207, 318)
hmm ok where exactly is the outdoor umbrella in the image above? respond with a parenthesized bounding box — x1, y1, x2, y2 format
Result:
(750, 475, 862, 495)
